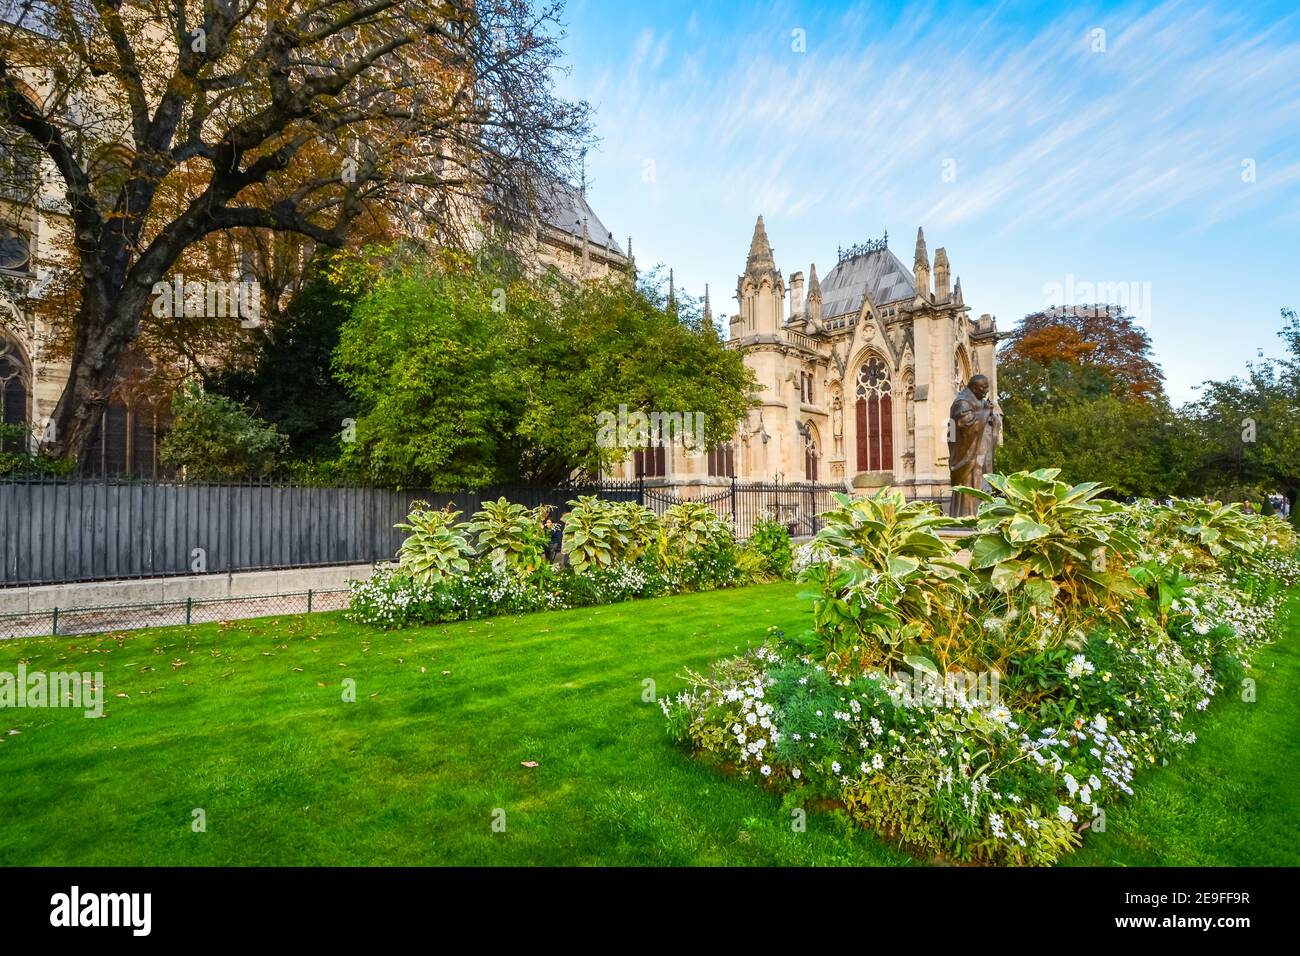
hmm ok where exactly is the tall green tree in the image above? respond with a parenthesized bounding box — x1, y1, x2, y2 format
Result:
(995, 395, 1192, 497)
(996, 304, 1186, 497)
(214, 267, 359, 463)
(1184, 308, 1300, 506)
(332, 253, 757, 488)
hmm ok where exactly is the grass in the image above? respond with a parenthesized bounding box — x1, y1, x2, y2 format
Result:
(0, 582, 1295, 866)
(1063, 590, 1300, 867)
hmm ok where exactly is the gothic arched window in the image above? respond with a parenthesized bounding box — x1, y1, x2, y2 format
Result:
(804, 425, 820, 482)
(0, 335, 30, 452)
(855, 355, 893, 472)
(954, 347, 971, 395)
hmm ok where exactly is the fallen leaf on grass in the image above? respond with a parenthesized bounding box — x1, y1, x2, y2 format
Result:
(521, 761, 539, 768)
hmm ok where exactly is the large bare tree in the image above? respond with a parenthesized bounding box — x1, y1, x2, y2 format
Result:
(0, 0, 589, 458)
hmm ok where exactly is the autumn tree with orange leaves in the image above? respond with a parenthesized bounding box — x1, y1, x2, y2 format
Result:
(999, 304, 1165, 404)
(1, 0, 589, 460)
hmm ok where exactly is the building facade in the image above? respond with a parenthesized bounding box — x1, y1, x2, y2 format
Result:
(607, 215, 999, 498)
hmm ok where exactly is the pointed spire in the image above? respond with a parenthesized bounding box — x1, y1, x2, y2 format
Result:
(953, 276, 963, 305)
(627, 235, 636, 279)
(702, 284, 718, 339)
(806, 263, 822, 325)
(933, 246, 950, 299)
(667, 268, 677, 315)
(746, 214, 776, 274)
(913, 226, 931, 302)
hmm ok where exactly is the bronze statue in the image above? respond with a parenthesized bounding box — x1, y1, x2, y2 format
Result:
(948, 374, 1002, 517)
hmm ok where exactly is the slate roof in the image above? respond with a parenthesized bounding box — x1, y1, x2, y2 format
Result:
(537, 181, 623, 255)
(818, 246, 915, 318)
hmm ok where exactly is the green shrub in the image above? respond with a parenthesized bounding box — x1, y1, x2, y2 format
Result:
(797, 489, 972, 673)
(561, 495, 632, 572)
(960, 468, 1139, 608)
(663, 473, 1300, 866)
(158, 381, 289, 479)
(747, 517, 792, 578)
(663, 501, 734, 555)
(464, 497, 548, 575)
(393, 501, 473, 584)
(610, 500, 661, 562)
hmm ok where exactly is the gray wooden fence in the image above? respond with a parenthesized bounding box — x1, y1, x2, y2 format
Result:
(0, 478, 639, 587)
(0, 476, 897, 587)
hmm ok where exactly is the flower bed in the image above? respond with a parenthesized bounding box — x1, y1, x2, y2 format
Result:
(661, 472, 1300, 865)
(346, 498, 794, 628)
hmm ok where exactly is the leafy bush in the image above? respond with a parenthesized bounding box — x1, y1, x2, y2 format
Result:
(1137, 498, 1276, 573)
(465, 497, 548, 574)
(610, 501, 661, 562)
(960, 468, 1139, 608)
(664, 472, 1300, 866)
(393, 501, 473, 584)
(158, 382, 289, 479)
(747, 517, 793, 578)
(561, 495, 630, 572)
(353, 493, 756, 628)
(0, 423, 74, 477)
(796, 489, 972, 673)
(662, 501, 734, 556)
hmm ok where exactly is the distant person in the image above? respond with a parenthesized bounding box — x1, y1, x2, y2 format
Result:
(545, 517, 565, 564)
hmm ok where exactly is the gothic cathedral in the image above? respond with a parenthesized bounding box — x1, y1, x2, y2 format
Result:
(608, 215, 999, 498)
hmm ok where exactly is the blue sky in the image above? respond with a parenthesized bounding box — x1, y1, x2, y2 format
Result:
(553, 0, 1300, 403)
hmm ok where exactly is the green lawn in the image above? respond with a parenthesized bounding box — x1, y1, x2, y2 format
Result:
(0, 582, 1295, 866)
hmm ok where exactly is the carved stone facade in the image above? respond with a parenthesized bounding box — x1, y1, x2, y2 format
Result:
(607, 215, 999, 497)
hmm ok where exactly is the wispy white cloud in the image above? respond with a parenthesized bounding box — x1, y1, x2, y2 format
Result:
(566, 0, 1300, 232)
(556, 1, 1300, 402)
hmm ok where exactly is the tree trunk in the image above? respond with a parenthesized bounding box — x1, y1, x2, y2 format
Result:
(47, 278, 154, 461)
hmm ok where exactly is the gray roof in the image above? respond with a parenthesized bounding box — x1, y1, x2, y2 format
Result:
(819, 247, 915, 318)
(538, 181, 623, 255)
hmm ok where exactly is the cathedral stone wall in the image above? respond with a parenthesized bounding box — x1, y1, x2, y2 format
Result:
(608, 215, 999, 499)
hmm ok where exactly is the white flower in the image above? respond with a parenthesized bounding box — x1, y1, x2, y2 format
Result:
(1057, 805, 1078, 824)
(1066, 655, 1095, 679)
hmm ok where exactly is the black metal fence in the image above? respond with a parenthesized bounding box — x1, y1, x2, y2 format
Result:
(0, 475, 872, 588)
